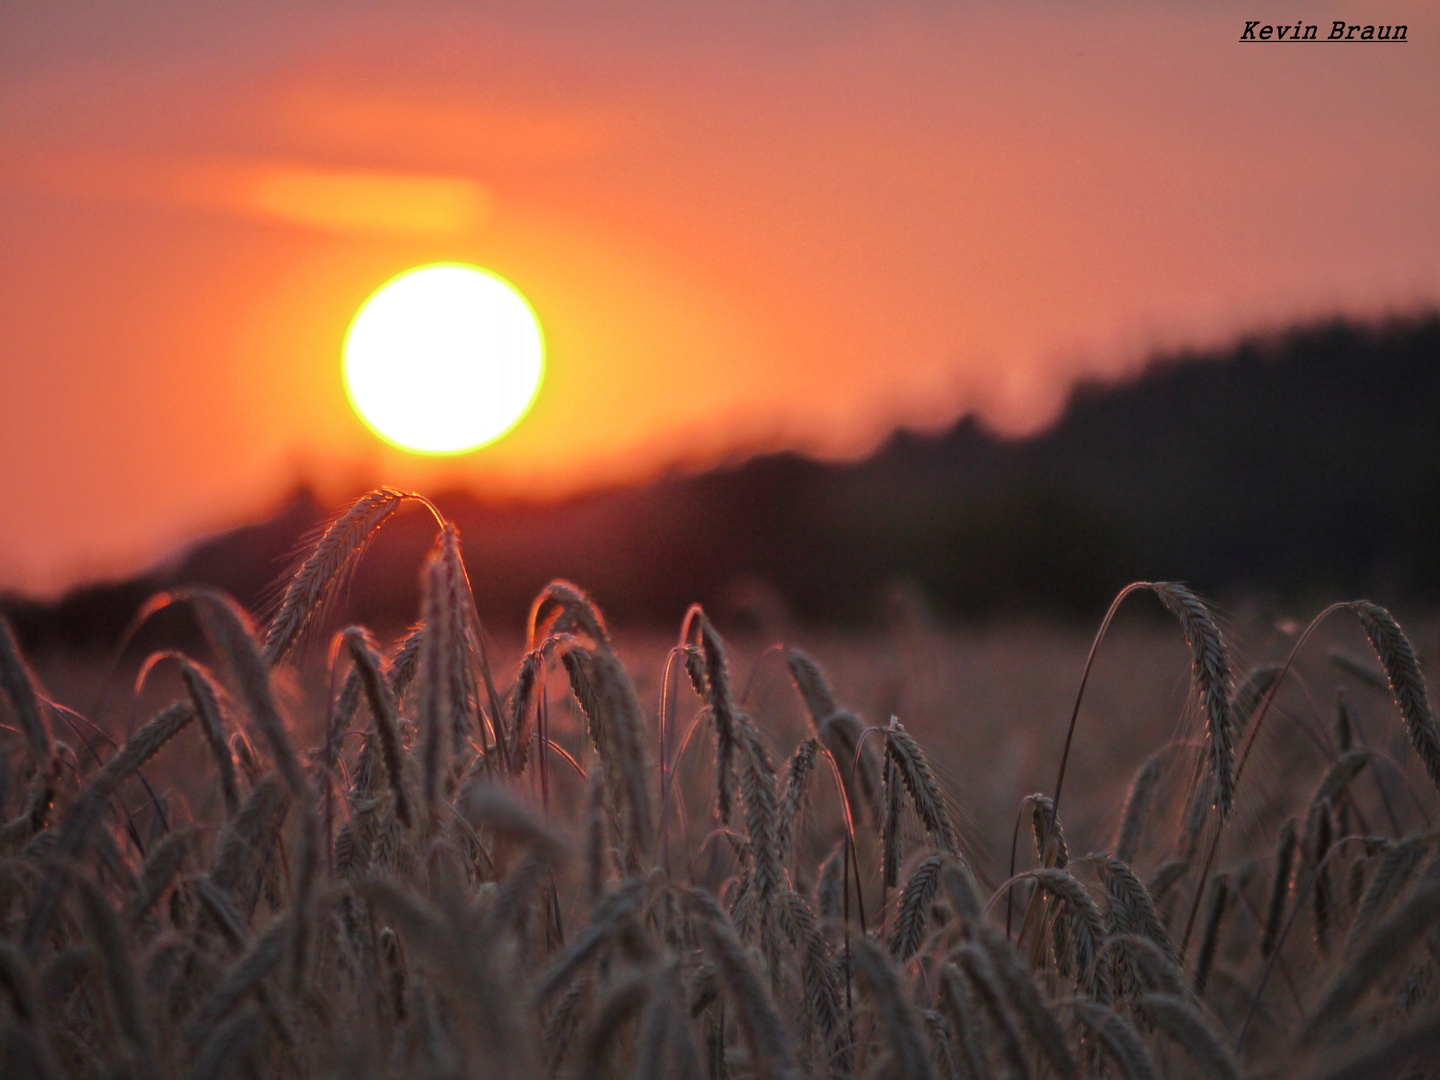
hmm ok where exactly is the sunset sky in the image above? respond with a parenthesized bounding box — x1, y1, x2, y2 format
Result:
(2, 1, 1436, 593)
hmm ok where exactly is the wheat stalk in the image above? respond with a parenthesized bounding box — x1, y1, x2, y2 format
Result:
(1230, 663, 1284, 738)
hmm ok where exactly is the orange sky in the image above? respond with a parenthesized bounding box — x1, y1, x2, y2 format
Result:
(2, 1, 1437, 593)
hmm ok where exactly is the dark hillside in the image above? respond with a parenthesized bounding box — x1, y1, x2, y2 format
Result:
(6, 313, 1438, 649)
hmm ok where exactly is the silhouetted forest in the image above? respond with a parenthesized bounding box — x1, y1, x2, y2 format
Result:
(7, 312, 1439, 651)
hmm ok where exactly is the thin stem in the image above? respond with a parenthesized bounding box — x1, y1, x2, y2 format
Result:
(739, 643, 785, 707)
(1050, 582, 1151, 824)
(658, 645, 682, 879)
(822, 743, 868, 934)
(84, 590, 178, 727)
(1004, 793, 1045, 938)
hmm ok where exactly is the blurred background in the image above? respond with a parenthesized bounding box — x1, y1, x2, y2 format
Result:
(2, 0, 1437, 647)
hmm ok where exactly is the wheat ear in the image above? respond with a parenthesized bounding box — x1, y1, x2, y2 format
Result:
(636, 960, 705, 1080)
(188, 589, 307, 797)
(776, 737, 818, 868)
(698, 614, 740, 825)
(1262, 819, 1298, 958)
(973, 923, 1077, 1079)
(1138, 993, 1240, 1080)
(1350, 601, 1440, 794)
(23, 702, 195, 951)
(208, 772, 291, 918)
(418, 531, 461, 823)
(187, 587, 320, 987)
(1303, 872, 1440, 1041)
(1116, 753, 1163, 864)
(75, 877, 153, 1074)
(534, 880, 646, 1006)
(1072, 1000, 1159, 1080)
(1095, 853, 1177, 1008)
(565, 643, 654, 867)
(506, 650, 541, 776)
(137, 650, 240, 817)
(883, 719, 903, 889)
(785, 648, 840, 726)
(1344, 833, 1431, 957)
(341, 627, 411, 827)
(738, 721, 781, 913)
(853, 935, 934, 1080)
(1031, 792, 1069, 868)
(528, 578, 610, 647)
(776, 888, 848, 1074)
(542, 972, 591, 1071)
(684, 887, 797, 1080)
(1106, 933, 1188, 997)
(938, 961, 994, 1080)
(183, 915, 289, 1052)
(1030, 867, 1110, 1000)
(886, 720, 958, 854)
(127, 825, 194, 924)
(1151, 583, 1236, 818)
(891, 855, 944, 961)
(262, 487, 409, 665)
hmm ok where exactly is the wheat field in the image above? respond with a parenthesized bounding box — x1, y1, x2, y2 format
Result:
(2, 487, 1439, 1080)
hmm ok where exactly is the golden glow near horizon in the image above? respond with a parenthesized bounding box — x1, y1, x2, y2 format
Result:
(343, 264, 544, 454)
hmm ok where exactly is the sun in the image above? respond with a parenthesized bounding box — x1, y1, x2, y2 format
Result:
(343, 263, 545, 454)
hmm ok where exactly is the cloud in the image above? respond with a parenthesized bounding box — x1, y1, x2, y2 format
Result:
(6, 149, 492, 236)
(209, 162, 492, 235)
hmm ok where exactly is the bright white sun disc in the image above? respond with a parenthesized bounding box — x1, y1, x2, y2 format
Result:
(344, 263, 545, 454)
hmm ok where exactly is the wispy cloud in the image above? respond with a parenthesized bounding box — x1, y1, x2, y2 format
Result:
(6, 149, 492, 236)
